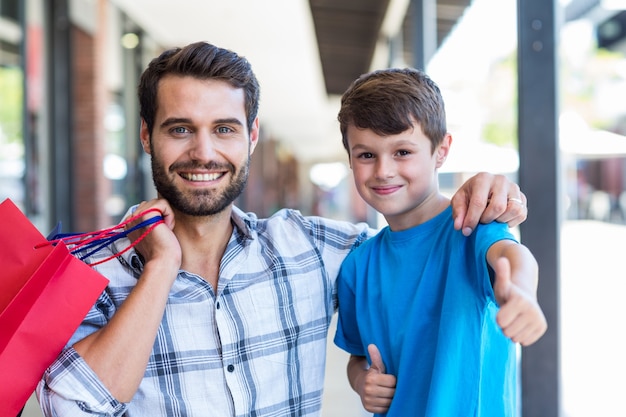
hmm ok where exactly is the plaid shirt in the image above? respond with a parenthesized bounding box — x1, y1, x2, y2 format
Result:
(37, 207, 372, 417)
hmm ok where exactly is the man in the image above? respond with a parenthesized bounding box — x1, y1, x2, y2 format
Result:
(37, 41, 527, 416)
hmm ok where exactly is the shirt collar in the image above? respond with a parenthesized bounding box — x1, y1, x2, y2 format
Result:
(114, 204, 255, 275)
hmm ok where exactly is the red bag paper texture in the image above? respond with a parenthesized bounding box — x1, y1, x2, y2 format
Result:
(0, 199, 109, 416)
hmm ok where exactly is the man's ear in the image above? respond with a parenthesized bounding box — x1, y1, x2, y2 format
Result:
(249, 117, 260, 154)
(139, 119, 151, 154)
(436, 133, 452, 168)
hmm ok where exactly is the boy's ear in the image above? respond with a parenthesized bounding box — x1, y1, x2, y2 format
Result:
(435, 134, 452, 168)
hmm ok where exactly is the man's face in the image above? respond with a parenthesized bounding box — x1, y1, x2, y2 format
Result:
(140, 75, 259, 216)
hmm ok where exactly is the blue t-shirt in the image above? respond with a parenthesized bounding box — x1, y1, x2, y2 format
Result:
(334, 205, 518, 417)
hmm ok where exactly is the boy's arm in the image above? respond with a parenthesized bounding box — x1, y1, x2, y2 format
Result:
(347, 344, 396, 414)
(487, 240, 547, 346)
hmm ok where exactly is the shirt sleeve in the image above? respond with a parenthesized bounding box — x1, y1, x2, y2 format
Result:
(474, 221, 518, 259)
(37, 348, 127, 416)
(473, 221, 518, 300)
(37, 285, 127, 416)
(302, 214, 373, 285)
(333, 254, 366, 357)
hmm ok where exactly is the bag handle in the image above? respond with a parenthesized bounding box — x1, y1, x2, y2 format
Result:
(37, 208, 164, 266)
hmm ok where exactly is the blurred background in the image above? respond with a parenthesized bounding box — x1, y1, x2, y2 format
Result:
(3, 0, 626, 415)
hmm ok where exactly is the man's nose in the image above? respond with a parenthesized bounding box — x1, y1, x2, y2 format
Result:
(189, 132, 218, 161)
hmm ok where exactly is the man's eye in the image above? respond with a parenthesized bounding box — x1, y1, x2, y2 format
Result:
(217, 126, 233, 134)
(172, 126, 190, 134)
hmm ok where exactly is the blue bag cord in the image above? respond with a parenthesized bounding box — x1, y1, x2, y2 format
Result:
(46, 216, 163, 261)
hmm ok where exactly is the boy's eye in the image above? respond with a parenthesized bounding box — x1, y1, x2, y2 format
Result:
(358, 152, 374, 159)
(397, 150, 410, 156)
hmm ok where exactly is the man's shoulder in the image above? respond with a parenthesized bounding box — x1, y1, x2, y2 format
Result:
(344, 226, 384, 258)
(234, 206, 373, 237)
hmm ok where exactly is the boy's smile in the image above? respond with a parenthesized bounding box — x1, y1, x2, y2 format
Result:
(347, 123, 451, 231)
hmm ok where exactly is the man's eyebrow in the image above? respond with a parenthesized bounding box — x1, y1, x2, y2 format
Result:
(215, 118, 244, 126)
(159, 117, 244, 129)
(160, 117, 192, 129)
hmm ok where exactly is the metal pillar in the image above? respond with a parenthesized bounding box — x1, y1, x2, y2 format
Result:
(517, 1, 562, 416)
(410, 0, 437, 70)
(45, 0, 74, 230)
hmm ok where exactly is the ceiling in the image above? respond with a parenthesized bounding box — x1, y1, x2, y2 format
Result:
(310, 0, 472, 95)
(112, 0, 472, 165)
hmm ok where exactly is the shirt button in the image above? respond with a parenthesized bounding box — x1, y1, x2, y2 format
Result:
(216, 301, 220, 309)
(131, 256, 141, 269)
(227, 364, 235, 372)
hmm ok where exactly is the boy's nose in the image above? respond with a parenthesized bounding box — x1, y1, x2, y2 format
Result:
(375, 157, 395, 179)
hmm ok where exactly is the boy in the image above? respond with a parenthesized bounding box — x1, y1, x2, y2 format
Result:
(333, 68, 547, 416)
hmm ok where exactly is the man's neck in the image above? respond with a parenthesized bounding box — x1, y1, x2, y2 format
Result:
(173, 207, 234, 292)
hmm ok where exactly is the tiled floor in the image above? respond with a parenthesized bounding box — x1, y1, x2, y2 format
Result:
(322, 317, 371, 417)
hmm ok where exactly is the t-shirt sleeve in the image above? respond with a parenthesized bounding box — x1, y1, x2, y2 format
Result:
(333, 254, 366, 357)
(473, 221, 518, 298)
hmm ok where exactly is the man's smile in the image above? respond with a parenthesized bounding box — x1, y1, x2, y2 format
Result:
(179, 172, 225, 182)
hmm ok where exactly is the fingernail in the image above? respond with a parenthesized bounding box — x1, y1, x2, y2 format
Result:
(463, 227, 472, 236)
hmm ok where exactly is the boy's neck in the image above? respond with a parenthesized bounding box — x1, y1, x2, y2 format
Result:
(385, 193, 450, 232)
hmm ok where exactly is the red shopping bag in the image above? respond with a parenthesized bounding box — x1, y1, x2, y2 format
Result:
(0, 199, 110, 416)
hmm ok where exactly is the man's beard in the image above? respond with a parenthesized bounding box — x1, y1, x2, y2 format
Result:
(150, 156, 249, 217)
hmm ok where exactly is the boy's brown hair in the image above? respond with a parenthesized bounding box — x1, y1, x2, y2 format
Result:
(338, 68, 447, 155)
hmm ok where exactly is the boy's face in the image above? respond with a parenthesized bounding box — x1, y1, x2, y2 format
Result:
(346, 122, 451, 230)
(140, 75, 259, 216)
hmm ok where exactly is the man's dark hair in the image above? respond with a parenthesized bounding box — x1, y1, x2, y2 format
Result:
(138, 41, 260, 135)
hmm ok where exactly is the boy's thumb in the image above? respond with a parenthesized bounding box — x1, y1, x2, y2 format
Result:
(368, 344, 386, 374)
(494, 257, 512, 304)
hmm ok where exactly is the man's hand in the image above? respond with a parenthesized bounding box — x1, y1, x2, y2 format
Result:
(351, 345, 396, 414)
(493, 257, 547, 346)
(126, 199, 181, 271)
(451, 172, 527, 236)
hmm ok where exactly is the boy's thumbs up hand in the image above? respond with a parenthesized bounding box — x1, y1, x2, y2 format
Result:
(353, 344, 396, 414)
(493, 257, 547, 346)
